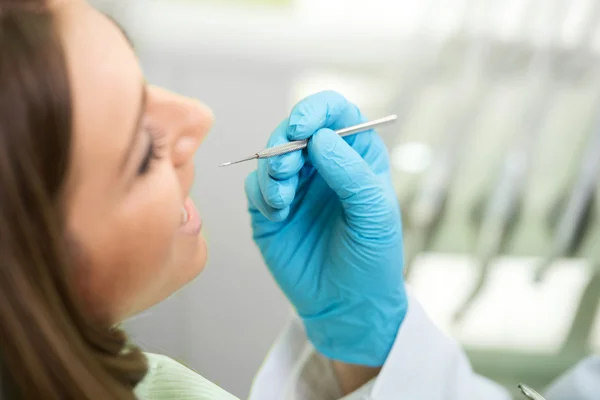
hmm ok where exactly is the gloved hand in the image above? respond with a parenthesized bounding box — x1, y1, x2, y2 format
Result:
(245, 91, 407, 367)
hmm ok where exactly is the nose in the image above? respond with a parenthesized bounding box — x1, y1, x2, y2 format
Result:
(147, 85, 214, 168)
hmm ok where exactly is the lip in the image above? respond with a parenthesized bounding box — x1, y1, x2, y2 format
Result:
(181, 197, 202, 235)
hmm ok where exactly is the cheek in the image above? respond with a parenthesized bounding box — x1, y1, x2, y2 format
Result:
(74, 170, 193, 321)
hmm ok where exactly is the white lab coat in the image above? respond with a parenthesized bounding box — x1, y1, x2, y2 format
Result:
(248, 290, 600, 400)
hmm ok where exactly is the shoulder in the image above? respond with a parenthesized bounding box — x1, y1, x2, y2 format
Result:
(135, 353, 239, 400)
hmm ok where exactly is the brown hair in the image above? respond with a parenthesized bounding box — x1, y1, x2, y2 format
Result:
(0, 2, 148, 398)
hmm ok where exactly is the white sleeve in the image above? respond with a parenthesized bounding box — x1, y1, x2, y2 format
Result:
(357, 293, 511, 400)
(544, 356, 600, 400)
(250, 293, 599, 400)
(249, 293, 510, 400)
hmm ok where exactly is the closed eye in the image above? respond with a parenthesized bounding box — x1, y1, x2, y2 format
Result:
(138, 128, 165, 176)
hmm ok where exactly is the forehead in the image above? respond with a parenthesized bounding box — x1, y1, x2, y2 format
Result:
(54, 1, 142, 188)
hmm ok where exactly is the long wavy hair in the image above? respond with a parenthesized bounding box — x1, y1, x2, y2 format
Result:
(0, 1, 148, 398)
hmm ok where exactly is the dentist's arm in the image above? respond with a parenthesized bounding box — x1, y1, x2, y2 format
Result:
(245, 91, 504, 398)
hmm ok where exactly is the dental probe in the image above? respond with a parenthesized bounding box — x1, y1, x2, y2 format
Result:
(219, 115, 398, 167)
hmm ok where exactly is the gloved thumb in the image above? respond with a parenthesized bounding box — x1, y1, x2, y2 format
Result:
(308, 128, 389, 224)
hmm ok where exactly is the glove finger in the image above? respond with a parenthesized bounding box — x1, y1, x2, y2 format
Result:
(258, 157, 299, 210)
(346, 130, 391, 176)
(308, 128, 378, 198)
(286, 91, 390, 173)
(308, 128, 399, 236)
(266, 119, 305, 180)
(287, 91, 366, 141)
(245, 170, 290, 222)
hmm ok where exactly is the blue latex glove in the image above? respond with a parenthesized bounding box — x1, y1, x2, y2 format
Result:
(245, 91, 407, 366)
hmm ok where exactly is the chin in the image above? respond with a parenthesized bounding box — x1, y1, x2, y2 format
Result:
(112, 234, 209, 321)
(185, 232, 208, 281)
(157, 231, 208, 305)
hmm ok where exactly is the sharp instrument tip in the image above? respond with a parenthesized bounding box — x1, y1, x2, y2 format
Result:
(218, 154, 258, 167)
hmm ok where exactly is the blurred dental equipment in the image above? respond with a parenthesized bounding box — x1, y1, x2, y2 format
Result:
(452, 0, 579, 322)
(560, 268, 600, 357)
(534, 111, 600, 283)
(532, 4, 600, 283)
(403, 0, 527, 278)
(218, 115, 397, 167)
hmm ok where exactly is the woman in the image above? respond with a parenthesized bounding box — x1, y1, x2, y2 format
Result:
(0, 1, 597, 399)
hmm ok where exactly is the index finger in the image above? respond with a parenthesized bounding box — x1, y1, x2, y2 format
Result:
(264, 118, 305, 180)
(287, 91, 367, 141)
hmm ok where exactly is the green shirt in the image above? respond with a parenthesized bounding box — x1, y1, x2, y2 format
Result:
(135, 353, 239, 400)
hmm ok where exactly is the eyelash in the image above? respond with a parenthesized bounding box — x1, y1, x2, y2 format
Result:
(138, 128, 166, 176)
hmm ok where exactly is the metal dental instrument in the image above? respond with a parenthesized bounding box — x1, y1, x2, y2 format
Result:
(218, 115, 398, 167)
(519, 383, 546, 400)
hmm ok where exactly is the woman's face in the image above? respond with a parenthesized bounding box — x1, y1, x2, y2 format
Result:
(55, 1, 213, 322)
